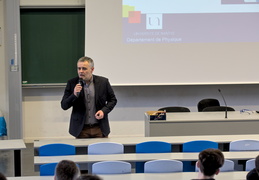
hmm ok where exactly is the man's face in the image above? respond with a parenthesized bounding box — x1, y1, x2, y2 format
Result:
(77, 61, 94, 81)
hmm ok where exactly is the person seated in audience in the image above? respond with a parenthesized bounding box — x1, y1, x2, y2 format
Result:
(76, 174, 102, 180)
(54, 160, 80, 180)
(0, 172, 6, 180)
(192, 148, 224, 180)
(247, 155, 259, 180)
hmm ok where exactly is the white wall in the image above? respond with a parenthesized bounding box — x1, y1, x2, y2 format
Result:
(2, 0, 259, 142)
(22, 84, 259, 142)
(0, 0, 8, 127)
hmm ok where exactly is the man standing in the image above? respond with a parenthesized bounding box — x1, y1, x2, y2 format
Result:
(61, 56, 117, 138)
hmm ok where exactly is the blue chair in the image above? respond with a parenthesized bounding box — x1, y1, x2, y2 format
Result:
(92, 161, 131, 174)
(229, 140, 259, 171)
(229, 140, 259, 151)
(39, 143, 76, 156)
(220, 160, 235, 172)
(183, 140, 218, 172)
(135, 141, 172, 173)
(40, 163, 58, 176)
(39, 143, 76, 176)
(88, 142, 124, 173)
(144, 159, 183, 173)
(40, 162, 80, 176)
(183, 140, 218, 152)
(246, 159, 255, 171)
(88, 142, 124, 154)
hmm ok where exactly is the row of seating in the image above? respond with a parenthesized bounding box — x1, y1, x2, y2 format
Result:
(40, 158, 256, 175)
(94, 159, 255, 174)
(38, 139, 259, 175)
(158, 98, 235, 112)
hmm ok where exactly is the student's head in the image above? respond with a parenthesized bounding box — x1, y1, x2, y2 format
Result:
(76, 174, 102, 180)
(255, 155, 259, 171)
(77, 56, 94, 82)
(0, 172, 6, 180)
(197, 148, 224, 177)
(54, 160, 80, 180)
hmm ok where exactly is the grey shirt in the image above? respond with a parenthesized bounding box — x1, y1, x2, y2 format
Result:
(83, 78, 98, 125)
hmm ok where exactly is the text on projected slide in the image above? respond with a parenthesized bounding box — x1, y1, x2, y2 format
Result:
(122, 0, 259, 43)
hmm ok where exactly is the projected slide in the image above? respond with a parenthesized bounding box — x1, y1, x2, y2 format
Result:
(123, 0, 259, 43)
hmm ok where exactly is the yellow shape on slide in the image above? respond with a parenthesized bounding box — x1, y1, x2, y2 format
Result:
(122, 5, 135, 18)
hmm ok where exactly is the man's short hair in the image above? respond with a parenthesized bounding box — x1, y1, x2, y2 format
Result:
(78, 56, 94, 68)
(198, 148, 224, 176)
(55, 160, 80, 180)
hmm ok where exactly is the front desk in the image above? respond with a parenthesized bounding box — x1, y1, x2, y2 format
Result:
(145, 111, 259, 136)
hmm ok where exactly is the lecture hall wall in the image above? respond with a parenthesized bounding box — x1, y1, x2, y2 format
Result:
(2, 0, 259, 142)
(0, 0, 8, 129)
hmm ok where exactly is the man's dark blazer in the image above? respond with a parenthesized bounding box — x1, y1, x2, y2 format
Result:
(61, 75, 117, 137)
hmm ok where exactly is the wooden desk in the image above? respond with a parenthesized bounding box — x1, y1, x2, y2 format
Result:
(6, 172, 247, 180)
(145, 111, 259, 136)
(34, 151, 259, 168)
(34, 134, 259, 153)
(0, 139, 26, 176)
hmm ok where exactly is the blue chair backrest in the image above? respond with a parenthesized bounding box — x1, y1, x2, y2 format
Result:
(229, 140, 259, 151)
(88, 142, 124, 155)
(135, 141, 172, 173)
(136, 141, 172, 153)
(183, 140, 218, 152)
(246, 159, 255, 171)
(40, 163, 80, 176)
(92, 161, 131, 174)
(220, 160, 235, 172)
(183, 140, 218, 172)
(40, 163, 58, 176)
(144, 159, 183, 173)
(39, 143, 76, 156)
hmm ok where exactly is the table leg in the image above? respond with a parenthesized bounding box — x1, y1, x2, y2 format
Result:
(14, 150, 21, 176)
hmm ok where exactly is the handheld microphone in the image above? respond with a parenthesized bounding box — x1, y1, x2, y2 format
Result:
(77, 78, 84, 97)
(218, 89, 228, 118)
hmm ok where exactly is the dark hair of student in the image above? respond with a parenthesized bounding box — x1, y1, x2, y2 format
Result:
(0, 172, 7, 180)
(76, 174, 102, 180)
(198, 148, 224, 176)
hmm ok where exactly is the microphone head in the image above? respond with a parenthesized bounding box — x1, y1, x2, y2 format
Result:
(79, 78, 84, 86)
(218, 89, 221, 92)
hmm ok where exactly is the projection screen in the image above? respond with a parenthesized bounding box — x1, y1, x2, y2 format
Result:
(85, 0, 259, 85)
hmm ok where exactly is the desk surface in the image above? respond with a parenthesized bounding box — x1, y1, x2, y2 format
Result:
(34, 151, 259, 166)
(145, 111, 259, 136)
(34, 134, 259, 148)
(0, 139, 26, 176)
(0, 139, 26, 150)
(7, 172, 247, 180)
(150, 111, 259, 123)
(99, 171, 247, 180)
